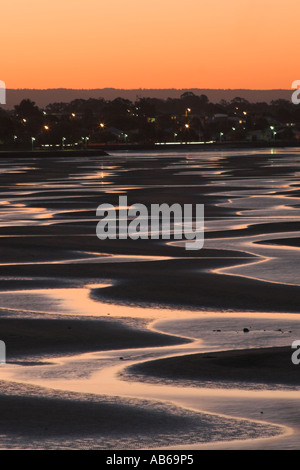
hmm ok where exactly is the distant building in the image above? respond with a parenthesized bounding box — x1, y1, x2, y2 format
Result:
(246, 130, 270, 142)
(213, 114, 228, 120)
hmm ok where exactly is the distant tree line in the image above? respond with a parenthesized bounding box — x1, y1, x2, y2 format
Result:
(1, 92, 300, 148)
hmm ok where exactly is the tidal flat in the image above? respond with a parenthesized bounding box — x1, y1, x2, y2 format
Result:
(0, 148, 299, 449)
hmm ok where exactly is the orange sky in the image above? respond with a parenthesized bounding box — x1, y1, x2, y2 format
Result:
(1, 0, 299, 89)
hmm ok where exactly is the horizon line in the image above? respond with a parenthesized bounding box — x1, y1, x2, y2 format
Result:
(6, 87, 292, 92)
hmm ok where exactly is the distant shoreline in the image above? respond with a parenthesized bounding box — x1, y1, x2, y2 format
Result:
(92, 140, 300, 152)
(2, 88, 293, 109)
(0, 141, 300, 157)
(0, 149, 109, 158)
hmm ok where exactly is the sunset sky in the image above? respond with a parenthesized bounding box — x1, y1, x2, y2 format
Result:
(1, 0, 299, 90)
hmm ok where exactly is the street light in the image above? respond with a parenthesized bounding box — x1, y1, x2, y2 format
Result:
(270, 126, 276, 141)
(31, 137, 36, 151)
(62, 137, 66, 149)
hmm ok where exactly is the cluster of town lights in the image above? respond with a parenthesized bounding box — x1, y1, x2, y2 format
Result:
(18, 107, 279, 148)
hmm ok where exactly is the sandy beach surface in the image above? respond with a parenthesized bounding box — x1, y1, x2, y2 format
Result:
(0, 148, 300, 449)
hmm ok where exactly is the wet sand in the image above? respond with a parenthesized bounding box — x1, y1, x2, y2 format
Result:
(0, 380, 282, 450)
(126, 346, 300, 388)
(0, 149, 300, 449)
(0, 315, 190, 361)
